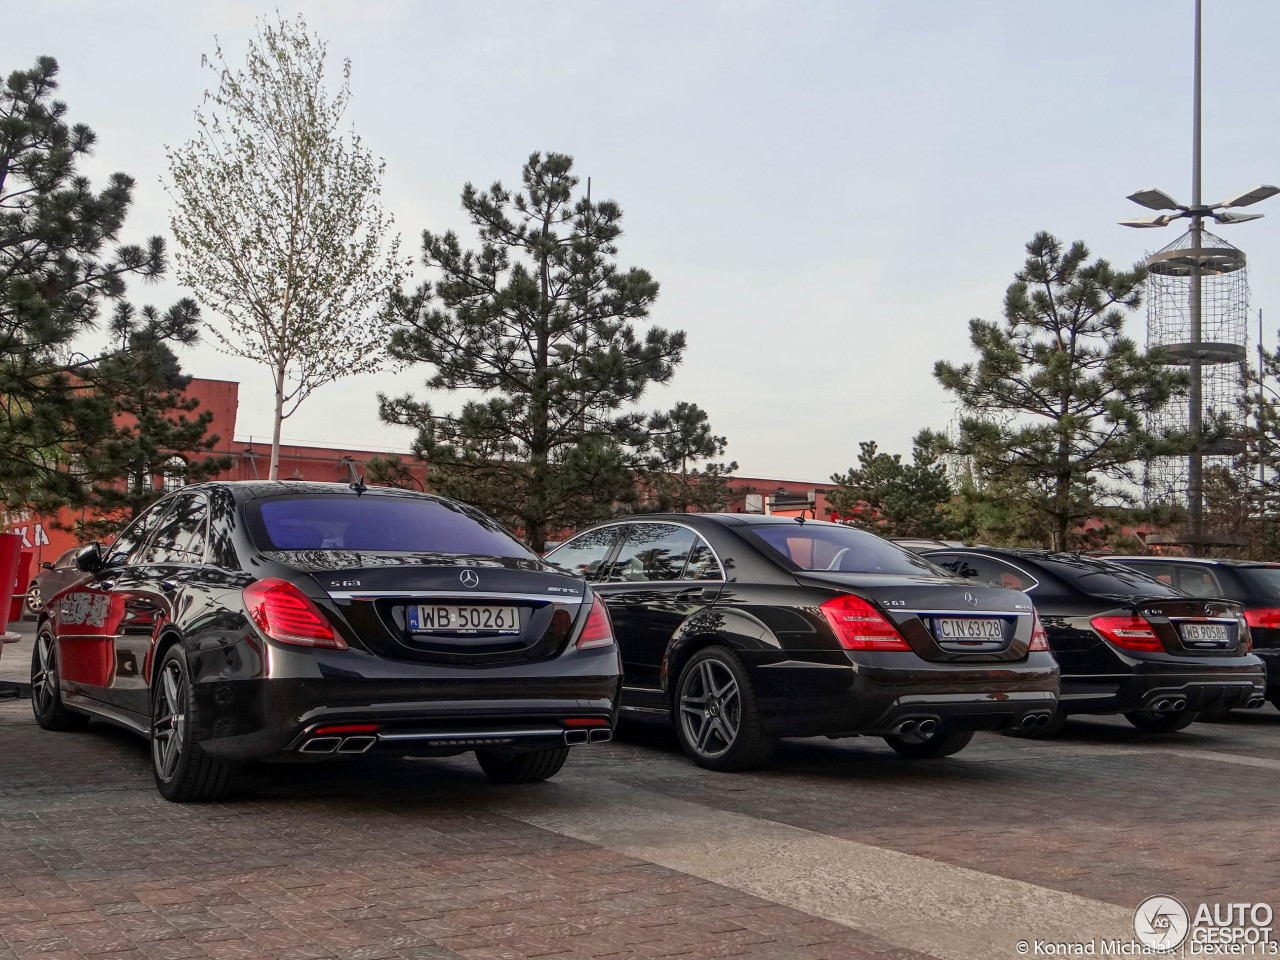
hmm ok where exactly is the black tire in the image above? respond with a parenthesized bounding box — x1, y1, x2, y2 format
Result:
(151, 645, 239, 802)
(475, 745, 570, 783)
(1124, 709, 1198, 734)
(884, 727, 974, 759)
(30, 631, 90, 731)
(674, 646, 776, 771)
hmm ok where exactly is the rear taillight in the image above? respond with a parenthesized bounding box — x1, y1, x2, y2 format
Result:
(1245, 607, 1280, 630)
(820, 594, 911, 651)
(1028, 611, 1050, 651)
(576, 595, 615, 649)
(242, 578, 346, 649)
(1090, 615, 1163, 652)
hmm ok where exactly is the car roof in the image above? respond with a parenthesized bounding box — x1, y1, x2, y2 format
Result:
(1108, 555, 1280, 569)
(183, 480, 449, 502)
(593, 514, 859, 530)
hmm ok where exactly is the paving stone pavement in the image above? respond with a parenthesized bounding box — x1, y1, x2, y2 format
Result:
(3, 622, 1279, 960)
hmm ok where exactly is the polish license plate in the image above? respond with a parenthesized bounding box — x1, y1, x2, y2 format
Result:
(935, 618, 1004, 641)
(1181, 622, 1230, 643)
(408, 604, 521, 634)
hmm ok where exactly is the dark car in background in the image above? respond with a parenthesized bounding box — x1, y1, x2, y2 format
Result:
(1110, 556, 1280, 710)
(23, 547, 86, 618)
(545, 515, 1059, 770)
(922, 548, 1267, 734)
(32, 482, 621, 802)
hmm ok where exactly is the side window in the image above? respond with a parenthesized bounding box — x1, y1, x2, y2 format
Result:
(1175, 565, 1222, 598)
(142, 494, 209, 565)
(1129, 561, 1175, 586)
(684, 537, 724, 581)
(605, 523, 698, 582)
(104, 501, 172, 568)
(932, 554, 1037, 591)
(55, 548, 79, 570)
(545, 526, 622, 581)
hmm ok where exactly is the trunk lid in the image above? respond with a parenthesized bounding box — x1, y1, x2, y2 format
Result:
(266, 551, 587, 665)
(1122, 596, 1248, 656)
(796, 571, 1038, 662)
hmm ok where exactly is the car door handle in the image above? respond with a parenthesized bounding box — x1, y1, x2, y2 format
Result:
(678, 586, 720, 601)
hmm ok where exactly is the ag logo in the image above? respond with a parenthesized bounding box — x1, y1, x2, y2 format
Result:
(964, 591, 978, 608)
(459, 569, 480, 588)
(1133, 895, 1189, 950)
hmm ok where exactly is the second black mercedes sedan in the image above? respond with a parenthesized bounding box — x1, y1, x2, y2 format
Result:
(545, 515, 1059, 770)
(31, 482, 622, 801)
(922, 548, 1268, 734)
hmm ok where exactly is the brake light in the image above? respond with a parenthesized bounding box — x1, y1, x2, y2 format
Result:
(563, 718, 609, 727)
(242, 578, 346, 649)
(820, 594, 910, 651)
(1028, 611, 1050, 651)
(1090, 615, 1163, 652)
(576, 595, 615, 649)
(1245, 607, 1280, 630)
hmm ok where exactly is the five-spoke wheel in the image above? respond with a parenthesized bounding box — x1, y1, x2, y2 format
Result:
(24, 584, 41, 618)
(150, 646, 238, 802)
(674, 646, 775, 771)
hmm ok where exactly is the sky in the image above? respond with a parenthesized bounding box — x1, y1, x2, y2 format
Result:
(9, 1, 1280, 481)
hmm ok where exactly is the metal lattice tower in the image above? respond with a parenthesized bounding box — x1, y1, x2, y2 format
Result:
(1144, 228, 1248, 505)
(1119, 0, 1276, 546)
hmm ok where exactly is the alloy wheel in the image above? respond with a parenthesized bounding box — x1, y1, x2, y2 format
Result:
(25, 585, 41, 613)
(31, 633, 56, 717)
(152, 661, 187, 783)
(678, 657, 741, 759)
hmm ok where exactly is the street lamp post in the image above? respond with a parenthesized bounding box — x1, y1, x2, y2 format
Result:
(1119, 0, 1277, 547)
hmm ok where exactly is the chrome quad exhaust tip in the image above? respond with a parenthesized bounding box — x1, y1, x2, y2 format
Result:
(299, 736, 342, 754)
(588, 728, 612, 743)
(915, 718, 939, 736)
(1246, 696, 1266, 709)
(337, 736, 377, 754)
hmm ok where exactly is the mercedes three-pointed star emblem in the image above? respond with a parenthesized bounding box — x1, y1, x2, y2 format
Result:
(964, 591, 978, 607)
(459, 569, 480, 588)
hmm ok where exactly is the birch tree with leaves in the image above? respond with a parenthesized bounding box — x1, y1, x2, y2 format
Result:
(167, 14, 403, 479)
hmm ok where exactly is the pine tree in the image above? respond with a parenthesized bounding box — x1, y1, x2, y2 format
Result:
(827, 438, 956, 539)
(639, 402, 738, 513)
(0, 57, 193, 509)
(932, 232, 1185, 550)
(76, 303, 232, 537)
(381, 152, 686, 551)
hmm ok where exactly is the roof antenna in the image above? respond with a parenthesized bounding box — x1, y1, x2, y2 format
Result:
(794, 514, 805, 525)
(349, 475, 368, 496)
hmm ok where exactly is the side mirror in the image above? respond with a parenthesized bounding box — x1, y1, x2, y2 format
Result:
(40, 561, 54, 570)
(75, 543, 106, 573)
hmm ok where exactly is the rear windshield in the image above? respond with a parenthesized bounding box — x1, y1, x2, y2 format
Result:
(746, 523, 941, 576)
(248, 495, 536, 559)
(1037, 557, 1185, 598)
(1237, 566, 1280, 602)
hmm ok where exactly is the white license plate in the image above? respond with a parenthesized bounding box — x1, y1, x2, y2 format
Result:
(935, 618, 1004, 641)
(408, 604, 521, 634)
(1181, 623, 1230, 643)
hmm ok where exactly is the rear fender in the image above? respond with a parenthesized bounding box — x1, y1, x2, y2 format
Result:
(661, 606, 778, 699)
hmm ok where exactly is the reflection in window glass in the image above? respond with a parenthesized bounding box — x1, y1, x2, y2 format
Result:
(606, 524, 697, 582)
(684, 538, 723, 580)
(931, 554, 1036, 591)
(145, 495, 208, 564)
(1175, 565, 1223, 598)
(750, 523, 939, 576)
(545, 527, 623, 580)
(105, 502, 171, 567)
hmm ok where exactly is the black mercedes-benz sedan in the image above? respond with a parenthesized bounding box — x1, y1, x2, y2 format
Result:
(544, 515, 1059, 770)
(921, 547, 1267, 734)
(31, 482, 622, 801)
(1108, 556, 1280, 710)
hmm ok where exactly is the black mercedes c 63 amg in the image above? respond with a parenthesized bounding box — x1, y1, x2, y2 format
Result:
(545, 515, 1060, 770)
(31, 482, 622, 801)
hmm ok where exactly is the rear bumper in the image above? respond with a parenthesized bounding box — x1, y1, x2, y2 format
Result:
(1255, 650, 1280, 697)
(190, 646, 622, 761)
(744, 651, 1060, 737)
(1060, 656, 1267, 715)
